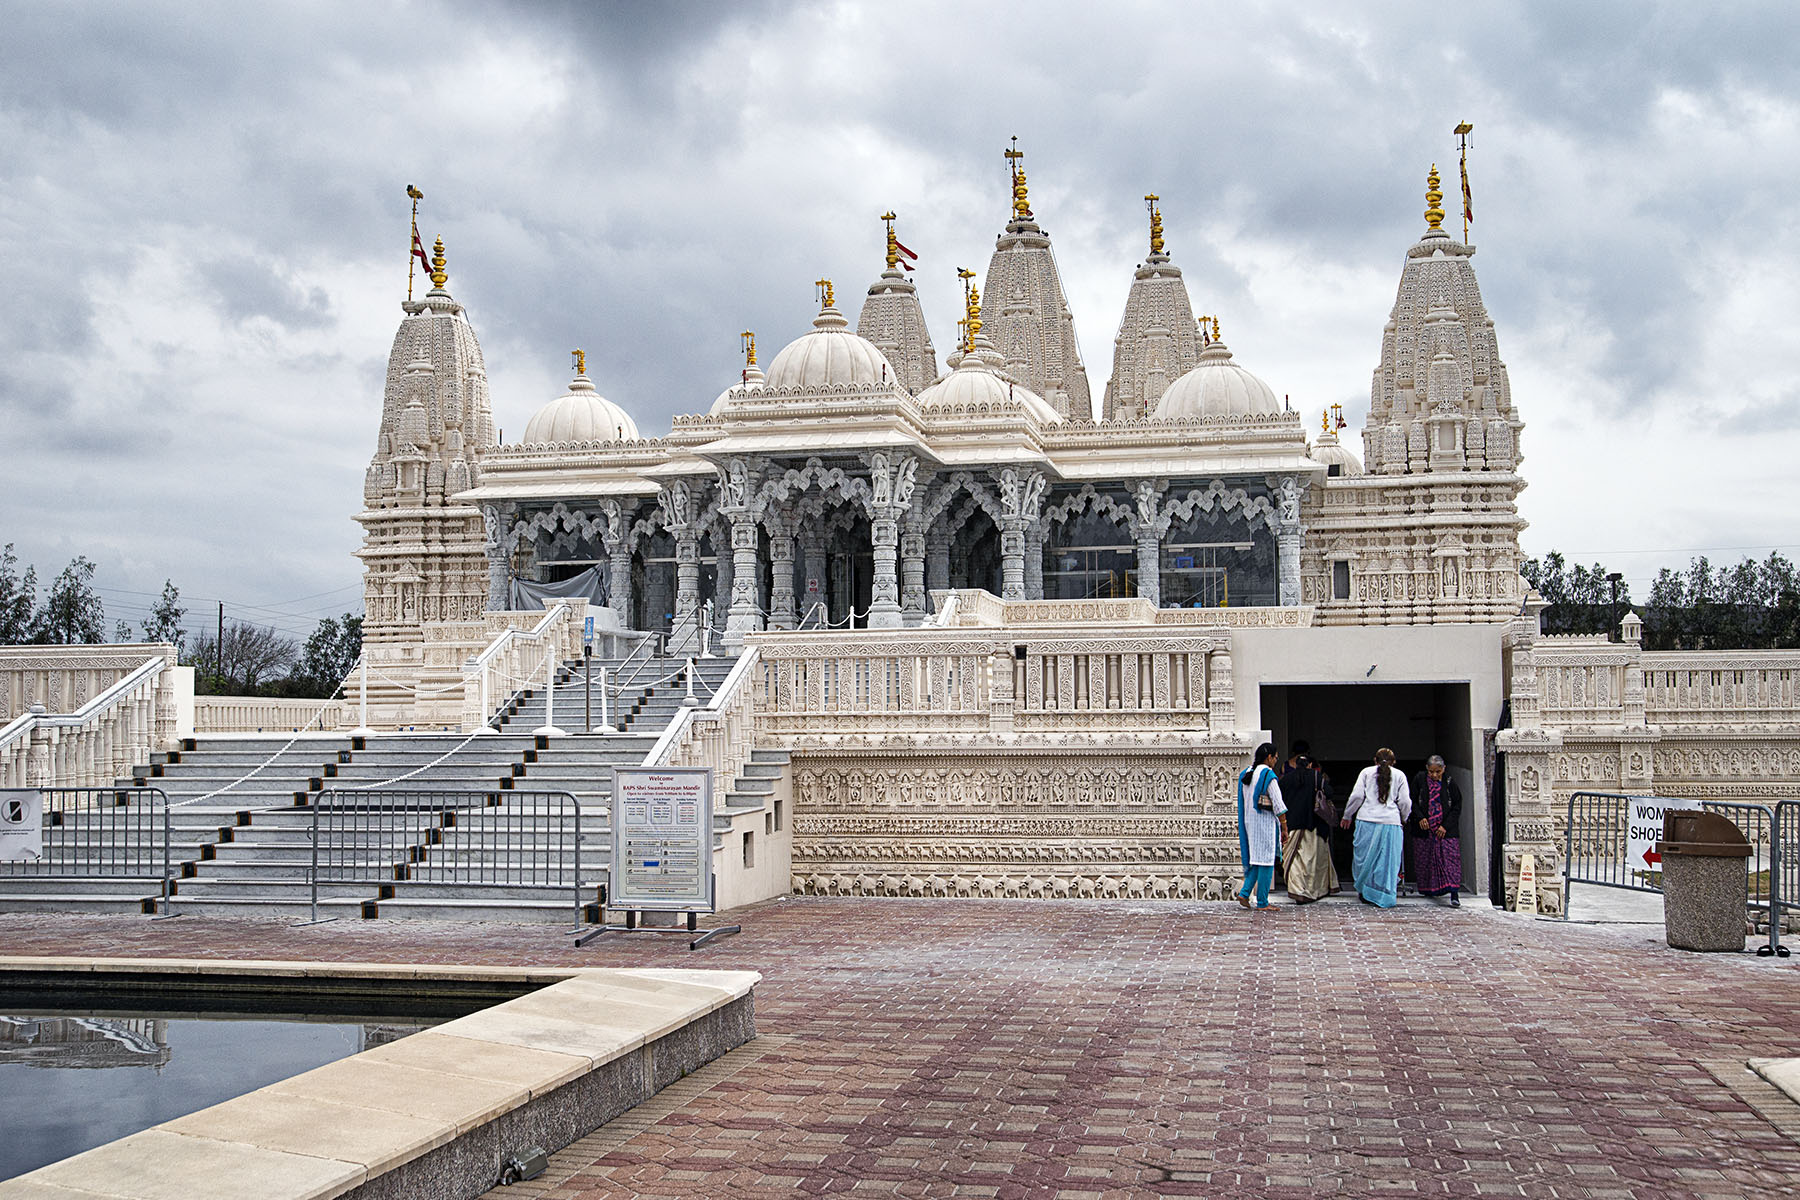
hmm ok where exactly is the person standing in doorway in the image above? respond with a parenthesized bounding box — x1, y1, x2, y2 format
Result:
(1280, 747, 1339, 903)
(1410, 754, 1464, 907)
(1237, 742, 1288, 910)
(1340, 747, 1412, 908)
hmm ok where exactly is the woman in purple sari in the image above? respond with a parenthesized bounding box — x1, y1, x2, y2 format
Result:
(1409, 755, 1464, 907)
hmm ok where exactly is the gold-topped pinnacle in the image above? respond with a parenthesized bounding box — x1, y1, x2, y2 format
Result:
(1210, 316, 1221, 342)
(958, 267, 981, 354)
(1004, 136, 1033, 222)
(1424, 163, 1445, 231)
(1145, 194, 1164, 256)
(814, 278, 834, 309)
(1321, 409, 1331, 435)
(741, 330, 756, 366)
(881, 211, 899, 271)
(429, 236, 448, 288)
(571, 349, 586, 376)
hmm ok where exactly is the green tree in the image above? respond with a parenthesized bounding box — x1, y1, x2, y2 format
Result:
(32, 556, 106, 644)
(0, 544, 37, 644)
(275, 614, 364, 698)
(184, 620, 298, 694)
(142, 581, 187, 650)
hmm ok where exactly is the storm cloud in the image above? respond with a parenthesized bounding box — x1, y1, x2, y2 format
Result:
(3, 0, 1797, 624)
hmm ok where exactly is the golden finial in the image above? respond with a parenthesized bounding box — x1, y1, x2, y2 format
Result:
(571, 349, 586, 376)
(1322, 409, 1331, 435)
(881, 211, 899, 270)
(957, 267, 981, 354)
(1145, 194, 1164, 257)
(814, 278, 834, 309)
(1424, 163, 1445, 231)
(1211, 316, 1221, 342)
(1004, 137, 1032, 222)
(741, 331, 756, 366)
(429, 236, 448, 288)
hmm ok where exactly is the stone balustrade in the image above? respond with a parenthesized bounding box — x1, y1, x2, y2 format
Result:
(0, 647, 181, 788)
(192, 696, 349, 734)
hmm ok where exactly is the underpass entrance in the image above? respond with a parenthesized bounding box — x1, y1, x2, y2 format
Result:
(1259, 682, 1482, 897)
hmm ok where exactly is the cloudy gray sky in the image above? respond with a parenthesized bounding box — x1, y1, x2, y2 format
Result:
(4, 0, 1797, 638)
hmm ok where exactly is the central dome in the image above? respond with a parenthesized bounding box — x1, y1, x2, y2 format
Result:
(1153, 340, 1281, 420)
(762, 305, 902, 392)
(522, 373, 639, 444)
(916, 336, 1061, 425)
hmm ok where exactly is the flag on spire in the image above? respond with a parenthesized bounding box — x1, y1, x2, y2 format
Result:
(892, 238, 919, 269)
(412, 229, 433, 279)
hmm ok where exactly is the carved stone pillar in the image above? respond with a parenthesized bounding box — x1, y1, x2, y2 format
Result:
(712, 535, 733, 648)
(1206, 641, 1236, 731)
(994, 467, 1046, 604)
(1130, 480, 1166, 609)
(1024, 522, 1046, 600)
(660, 481, 702, 653)
(800, 532, 827, 625)
(926, 532, 951, 595)
(725, 509, 763, 648)
(769, 519, 797, 631)
(1272, 475, 1305, 607)
(483, 505, 509, 611)
(1496, 618, 1565, 914)
(900, 512, 928, 625)
(863, 452, 917, 629)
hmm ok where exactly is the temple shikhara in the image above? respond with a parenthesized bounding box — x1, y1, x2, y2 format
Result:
(330, 143, 1790, 914)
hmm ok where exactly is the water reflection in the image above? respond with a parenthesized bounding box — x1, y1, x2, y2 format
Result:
(0, 1014, 431, 1181)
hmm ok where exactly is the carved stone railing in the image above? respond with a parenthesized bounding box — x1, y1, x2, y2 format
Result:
(927, 590, 1313, 632)
(1535, 638, 1800, 731)
(748, 621, 1233, 739)
(0, 647, 181, 789)
(458, 602, 586, 732)
(647, 649, 761, 787)
(193, 696, 349, 734)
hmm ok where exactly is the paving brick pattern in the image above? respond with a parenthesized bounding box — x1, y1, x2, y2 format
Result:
(2, 898, 1797, 1197)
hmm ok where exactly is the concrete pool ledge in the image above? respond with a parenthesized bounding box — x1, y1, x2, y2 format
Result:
(0, 959, 760, 1200)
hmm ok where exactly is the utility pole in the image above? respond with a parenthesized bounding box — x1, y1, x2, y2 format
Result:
(216, 602, 225, 691)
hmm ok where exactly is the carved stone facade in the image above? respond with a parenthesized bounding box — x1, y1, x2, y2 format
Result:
(857, 269, 938, 395)
(1104, 247, 1203, 422)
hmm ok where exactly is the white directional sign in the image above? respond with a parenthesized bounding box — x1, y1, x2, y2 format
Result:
(610, 767, 713, 911)
(0, 790, 43, 862)
(1625, 795, 1700, 882)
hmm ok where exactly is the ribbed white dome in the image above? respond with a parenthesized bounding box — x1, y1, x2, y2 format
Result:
(1310, 425, 1365, 476)
(762, 306, 900, 392)
(1154, 341, 1281, 420)
(917, 337, 1061, 425)
(522, 375, 639, 444)
(710, 364, 766, 416)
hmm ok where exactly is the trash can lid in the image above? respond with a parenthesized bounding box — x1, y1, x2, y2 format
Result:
(1656, 808, 1752, 857)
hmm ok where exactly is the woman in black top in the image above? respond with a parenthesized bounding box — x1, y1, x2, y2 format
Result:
(1280, 750, 1339, 903)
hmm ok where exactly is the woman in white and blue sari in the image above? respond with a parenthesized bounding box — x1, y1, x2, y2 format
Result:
(1236, 743, 1288, 909)
(1340, 747, 1412, 908)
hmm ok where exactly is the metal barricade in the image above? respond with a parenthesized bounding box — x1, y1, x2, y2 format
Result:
(1776, 801, 1799, 944)
(1563, 790, 1783, 955)
(0, 785, 172, 915)
(309, 787, 586, 928)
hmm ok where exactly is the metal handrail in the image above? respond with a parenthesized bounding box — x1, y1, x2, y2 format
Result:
(609, 598, 707, 706)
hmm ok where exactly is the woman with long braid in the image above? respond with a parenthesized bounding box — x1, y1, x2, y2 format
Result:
(1340, 747, 1412, 908)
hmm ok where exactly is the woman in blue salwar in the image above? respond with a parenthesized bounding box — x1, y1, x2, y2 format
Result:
(1340, 747, 1412, 907)
(1236, 742, 1288, 909)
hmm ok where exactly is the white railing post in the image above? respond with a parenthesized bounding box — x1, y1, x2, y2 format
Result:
(534, 641, 566, 737)
(682, 657, 701, 707)
(351, 653, 373, 737)
(595, 665, 615, 733)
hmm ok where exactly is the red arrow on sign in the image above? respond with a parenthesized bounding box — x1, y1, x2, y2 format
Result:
(1643, 848, 1661, 866)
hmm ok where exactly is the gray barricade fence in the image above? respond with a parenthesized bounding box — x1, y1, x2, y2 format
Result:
(1779, 801, 1800, 934)
(1564, 790, 1782, 956)
(0, 785, 172, 915)
(309, 787, 591, 926)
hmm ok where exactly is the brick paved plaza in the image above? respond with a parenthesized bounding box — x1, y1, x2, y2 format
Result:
(2, 899, 1797, 1198)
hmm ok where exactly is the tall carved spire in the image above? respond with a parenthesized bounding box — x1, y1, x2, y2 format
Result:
(856, 212, 938, 394)
(1103, 194, 1202, 422)
(979, 140, 1091, 419)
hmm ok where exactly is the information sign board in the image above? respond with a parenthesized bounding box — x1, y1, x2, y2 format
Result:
(1625, 795, 1700, 882)
(0, 790, 43, 862)
(609, 767, 713, 911)
(583, 615, 595, 645)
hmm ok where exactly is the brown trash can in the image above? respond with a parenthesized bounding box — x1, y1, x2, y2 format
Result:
(1657, 809, 1752, 952)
